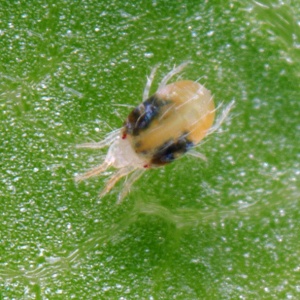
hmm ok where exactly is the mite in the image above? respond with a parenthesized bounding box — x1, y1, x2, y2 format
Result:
(76, 62, 233, 203)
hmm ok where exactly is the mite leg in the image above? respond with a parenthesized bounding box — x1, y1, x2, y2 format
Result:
(76, 129, 121, 150)
(143, 64, 159, 102)
(117, 168, 145, 204)
(75, 162, 109, 181)
(158, 61, 190, 90)
(99, 166, 136, 199)
(187, 150, 207, 161)
(207, 100, 235, 136)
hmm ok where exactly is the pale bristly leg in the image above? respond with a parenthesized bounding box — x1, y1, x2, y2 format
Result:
(76, 129, 121, 150)
(187, 150, 207, 161)
(75, 162, 109, 181)
(117, 168, 145, 204)
(158, 61, 190, 90)
(207, 100, 235, 136)
(143, 64, 159, 101)
(99, 166, 137, 199)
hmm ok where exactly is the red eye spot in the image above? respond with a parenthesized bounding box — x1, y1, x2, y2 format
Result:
(143, 164, 150, 168)
(122, 133, 127, 139)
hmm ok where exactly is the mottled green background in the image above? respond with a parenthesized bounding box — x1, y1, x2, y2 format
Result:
(1, 0, 299, 299)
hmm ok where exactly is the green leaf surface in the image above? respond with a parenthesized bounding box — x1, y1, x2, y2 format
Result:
(1, 0, 299, 299)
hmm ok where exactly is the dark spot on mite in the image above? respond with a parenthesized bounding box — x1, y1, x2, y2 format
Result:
(134, 141, 142, 148)
(151, 134, 194, 166)
(125, 94, 168, 136)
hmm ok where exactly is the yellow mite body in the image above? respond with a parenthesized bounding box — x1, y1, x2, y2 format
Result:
(124, 80, 215, 166)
